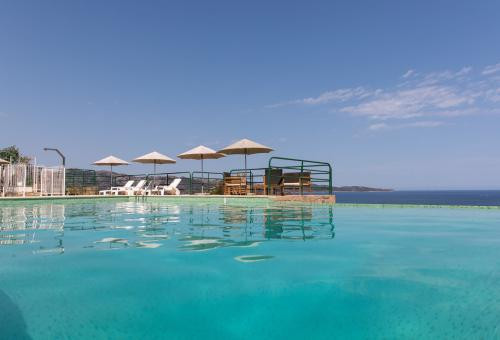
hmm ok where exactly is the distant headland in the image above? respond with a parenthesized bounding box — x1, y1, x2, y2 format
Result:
(334, 186, 393, 192)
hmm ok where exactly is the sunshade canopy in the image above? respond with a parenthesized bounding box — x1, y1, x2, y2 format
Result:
(93, 155, 129, 166)
(177, 145, 225, 160)
(218, 138, 273, 155)
(0, 157, 9, 165)
(132, 151, 176, 164)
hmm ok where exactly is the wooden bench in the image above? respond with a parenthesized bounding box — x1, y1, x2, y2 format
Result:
(281, 172, 312, 193)
(224, 175, 247, 195)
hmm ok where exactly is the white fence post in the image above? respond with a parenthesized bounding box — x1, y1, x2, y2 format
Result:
(63, 167, 66, 196)
(0, 165, 3, 197)
(51, 170, 54, 196)
(22, 165, 26, 196)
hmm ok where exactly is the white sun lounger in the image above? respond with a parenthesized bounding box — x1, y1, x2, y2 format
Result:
(99, 180, 135, 196)
(119, 179, 147, 195)
(149, 178, 182, 196)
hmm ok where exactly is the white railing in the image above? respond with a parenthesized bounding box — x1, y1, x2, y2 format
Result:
(1, 164, 65, 197)
(40, 167, 65, 196)
(1, 164, 29, 197)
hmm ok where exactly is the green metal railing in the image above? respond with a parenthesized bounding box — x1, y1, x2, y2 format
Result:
(191, 171, 224, 194)
(229, 157, 333, 195)
(67, 157, 332, 196)
(268, 157, 332, 195)
(65, 168, 98, 195)
(115, 171, 224, 195)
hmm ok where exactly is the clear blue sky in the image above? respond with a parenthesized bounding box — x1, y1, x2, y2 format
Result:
(1, 0, 499, 189)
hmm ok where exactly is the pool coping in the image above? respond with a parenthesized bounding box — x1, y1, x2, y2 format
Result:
(0, 194, 336, 204)
(2, 195, 498, 209)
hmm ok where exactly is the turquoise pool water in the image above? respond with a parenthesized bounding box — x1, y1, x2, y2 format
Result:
(1, 198, 499, 339)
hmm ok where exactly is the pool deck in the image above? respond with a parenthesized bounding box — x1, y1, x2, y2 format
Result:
(0, 194, 336, 204)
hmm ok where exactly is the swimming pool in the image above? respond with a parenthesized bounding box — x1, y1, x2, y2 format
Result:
(1, 198, 499, 339)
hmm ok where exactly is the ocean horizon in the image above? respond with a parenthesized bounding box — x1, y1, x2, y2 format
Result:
(334, 190, 500, 206)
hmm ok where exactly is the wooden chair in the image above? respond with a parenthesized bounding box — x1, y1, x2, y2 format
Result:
(224, 175, 247, 195)
(254, 169, 283, 195)
(281, 172, 312, 194)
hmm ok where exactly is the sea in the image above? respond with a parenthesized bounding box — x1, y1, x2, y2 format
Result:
(334, 190, 500, 206)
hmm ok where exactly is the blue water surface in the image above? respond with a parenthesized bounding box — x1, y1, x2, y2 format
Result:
(1, 198, 499, 339)
(335, 190, 500, 206)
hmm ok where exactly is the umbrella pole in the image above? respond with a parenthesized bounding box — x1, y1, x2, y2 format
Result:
(201, 156, 204, 194)
(110, 165, 113, 187)
(244, 151, 249, 194)
(153, 162, 156, 187)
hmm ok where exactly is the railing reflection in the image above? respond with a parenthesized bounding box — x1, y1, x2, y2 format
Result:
(0, 204, 65, 253)
(0, 201, 335, 255)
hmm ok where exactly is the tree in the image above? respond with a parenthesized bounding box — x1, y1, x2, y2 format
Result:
(0, 146, 31, 164)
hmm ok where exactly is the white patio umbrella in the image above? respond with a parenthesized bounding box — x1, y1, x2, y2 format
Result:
(0, 158, 9, 165)
(132, 151, 176, 186)
(218, 138, 273, 172)
(178, 145, 225, 193)
(93, 155, 129, 187)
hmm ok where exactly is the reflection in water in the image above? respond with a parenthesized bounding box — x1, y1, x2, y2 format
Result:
(0, 289, 31, 339)
(0, 205, 65, 254)
(263, 205, 335, 240)
(234, 255, 275, 263)
(94, 237, 129, 250)
(0, 201, 335, 256)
